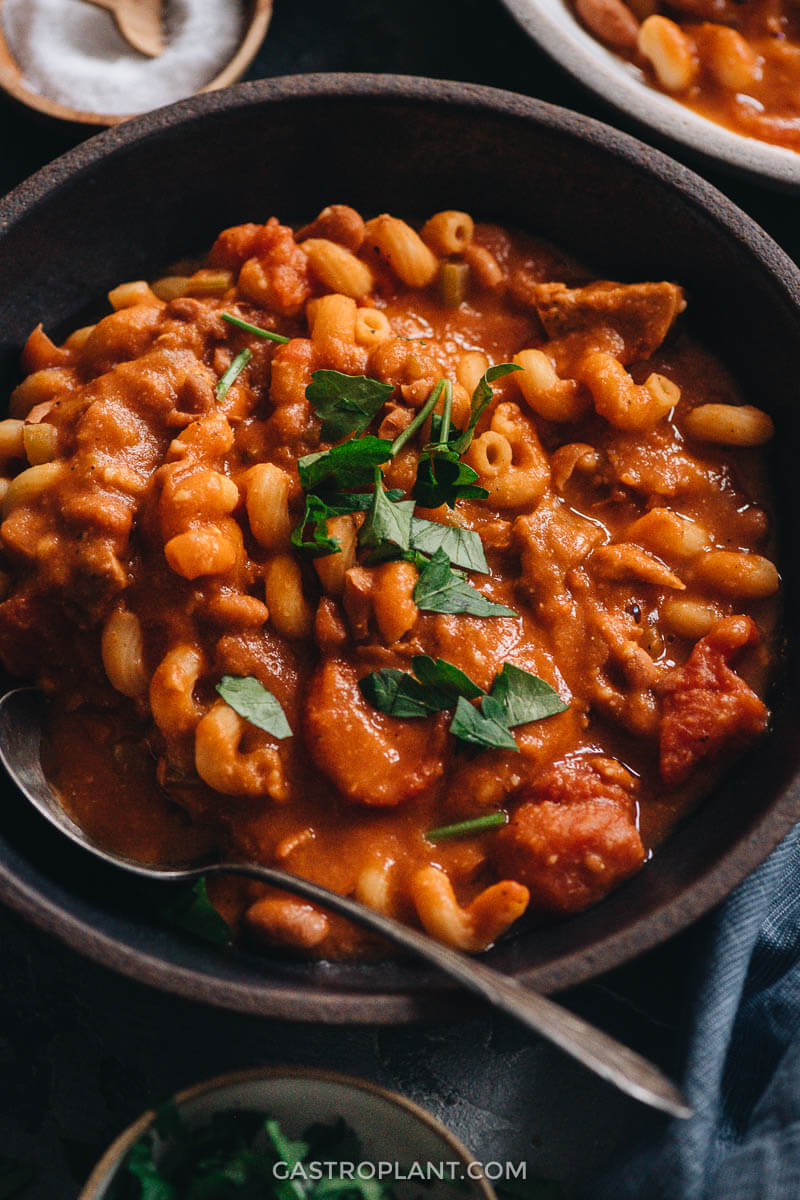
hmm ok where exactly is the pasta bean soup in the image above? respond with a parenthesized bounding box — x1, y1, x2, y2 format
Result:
(0, 206, 780, 958)
(573, 0, 800, 151)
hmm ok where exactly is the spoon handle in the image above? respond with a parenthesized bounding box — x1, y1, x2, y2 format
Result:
(84, 0, 165, 58)
(199, 861, 691, 1120)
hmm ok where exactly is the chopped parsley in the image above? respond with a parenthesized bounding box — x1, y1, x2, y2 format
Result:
(358, 471, 416, 563)
(298, 437, 392, 493)
(450, 694, 520, 751)
(359, 654, 484, 719)
(450, 362, 522, 454)
(306, 370, 393, 439)
(215, 348, 252, 400)
(413, 548, 517, 617)
(216, 675, 292, 739)
(221, 311, 291, 343)
(360, 658, 569, 752)
(110, 1109, 395, 1200)
(291, 489, 406, 557)
(159, 878, 232, 946)
(426, 812, 508, 842)
(408, 517, 488, 573)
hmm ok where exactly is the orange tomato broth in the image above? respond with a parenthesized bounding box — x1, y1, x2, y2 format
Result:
(0, 208, 779, 958)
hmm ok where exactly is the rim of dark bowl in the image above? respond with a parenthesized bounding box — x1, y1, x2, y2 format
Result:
(0, 73, 798, 1023)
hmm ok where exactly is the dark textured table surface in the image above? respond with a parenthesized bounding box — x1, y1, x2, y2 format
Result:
(0, 2, 796, 1196)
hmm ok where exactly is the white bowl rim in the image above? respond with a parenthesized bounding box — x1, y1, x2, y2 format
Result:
(77, 1066, 497, 1200)
(501, 0, 800, 190)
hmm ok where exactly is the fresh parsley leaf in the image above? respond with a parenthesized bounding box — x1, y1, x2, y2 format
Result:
(390, 378, 446, 458)
(160, 878, 232, 947)
(0, 1158, 34, 1200)
(450, 362, 522, 454)
(290, 494, 344, 557)
(411, 450, 488, 510)
(426, 811, 508, 842)
(306, 370, 394, 439)
(429, 412, 462, 445)
(449, 695, 519, 751)
(298, 437, 392, 492)
(126, 1139, 175, 1200)
(216, 674, 292, 739)
(410, 654, 485, 701)
(413, 549, 517, 617)
(490, 663, 569, 726)
(221, 312, 290, 343)
(215, 348, 252, 400)
(325, 489, 405, 512)
(265, 1119, 309, 1200)
(291, 489, 407, 558)
(409, 517, 488, 573)
(358, 669, 438, 718)
(359, 656, 484, 719)
(359, 472, 416, 562)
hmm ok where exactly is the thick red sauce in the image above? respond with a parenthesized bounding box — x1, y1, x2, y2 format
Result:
(0, 206, 779, 958)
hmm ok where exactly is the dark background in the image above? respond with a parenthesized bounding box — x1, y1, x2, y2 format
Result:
(0, 1, 795, 1195)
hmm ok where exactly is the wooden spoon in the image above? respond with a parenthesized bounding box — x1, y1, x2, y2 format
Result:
(84, 0, 165, 58)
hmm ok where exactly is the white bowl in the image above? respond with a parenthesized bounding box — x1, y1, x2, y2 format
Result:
(79, 1068, 497, 1200)
(502, 0, 800, 189)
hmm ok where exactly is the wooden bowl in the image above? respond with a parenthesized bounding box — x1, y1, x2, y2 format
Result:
(0, 0, 272, 126)
(78, 1068, 496, 1200)
(0, 75, 797, 1021)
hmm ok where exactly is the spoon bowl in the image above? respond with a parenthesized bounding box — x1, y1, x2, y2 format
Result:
(0, 685, 690, 1119)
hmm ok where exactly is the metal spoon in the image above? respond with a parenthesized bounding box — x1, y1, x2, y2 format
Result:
(0, 686, 690, 1119)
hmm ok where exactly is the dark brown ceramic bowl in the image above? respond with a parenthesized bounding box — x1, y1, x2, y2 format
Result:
(0, 75, 797, 1022)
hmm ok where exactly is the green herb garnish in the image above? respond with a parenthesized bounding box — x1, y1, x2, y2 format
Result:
(159, 878, 232, 947)
(450, 362, 522, 454)
(450, 694, 520, 751)
(358, 669, 439, 719)
(358, 654, 483, 719)
(222, 312, 291, 343)
(359, 470, 416, 562)
(114, 1111, 394, 1200)
(412, 450, 488, 510)
(290, 494, 345, 557)
(291, 488, 406, 557)
(215, 348, 252, 400)
(411, 378, 489, 509)
(389, 378, 446, 458)
(410, 654, 485, 700)
(491, 662, 570, 724)
(426, 811, 508, 842)
(408, 517, 488, 573)
(360, 657, 568, 753)
(216, 675, 292, 739)
(306, 370, 394, 439)
(413, 548, 517, 617)
(298, 437, 392, 493)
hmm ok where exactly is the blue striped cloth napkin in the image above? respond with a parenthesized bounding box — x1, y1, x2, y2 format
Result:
(590, 820, 800, 1200)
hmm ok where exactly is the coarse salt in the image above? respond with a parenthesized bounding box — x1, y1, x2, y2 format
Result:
(2, 0, 245, 116)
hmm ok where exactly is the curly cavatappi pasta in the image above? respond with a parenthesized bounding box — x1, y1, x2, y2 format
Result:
(0, 205, 780, 958)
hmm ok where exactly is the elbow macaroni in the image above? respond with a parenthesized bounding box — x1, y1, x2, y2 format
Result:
(0, 203, 779, 964)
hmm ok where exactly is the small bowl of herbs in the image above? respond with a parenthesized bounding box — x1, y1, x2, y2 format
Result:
(78, 1067, 498, 1200)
